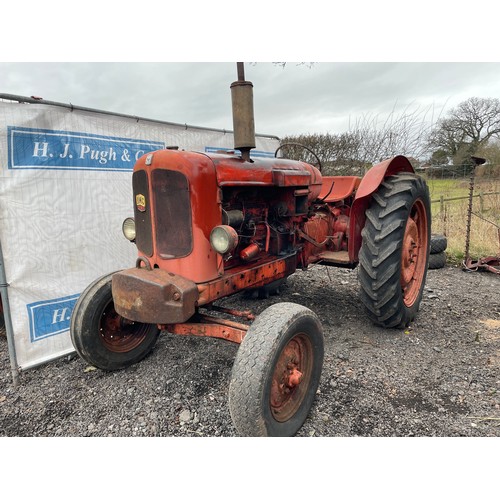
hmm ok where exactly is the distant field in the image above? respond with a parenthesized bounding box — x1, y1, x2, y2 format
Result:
(424, 177, 500, 261)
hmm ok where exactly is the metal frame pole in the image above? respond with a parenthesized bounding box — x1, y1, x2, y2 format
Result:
(0, 93, 280, 141)
(0, 239, 20, 387)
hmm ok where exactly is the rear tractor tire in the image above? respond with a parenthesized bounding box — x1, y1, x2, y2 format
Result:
(358, 173, 431, 329)
(70, 272, 160, 371)
(228, 302, 324, 437)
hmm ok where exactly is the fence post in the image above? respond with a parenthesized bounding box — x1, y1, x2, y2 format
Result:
(479, 191, 484, 213)
(440, 195, 444, 214)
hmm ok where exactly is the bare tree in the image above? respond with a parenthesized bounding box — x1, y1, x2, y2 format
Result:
(351, 104, 436, 164)
(279, 132, 366, 175)
(280, 103, 436, 176)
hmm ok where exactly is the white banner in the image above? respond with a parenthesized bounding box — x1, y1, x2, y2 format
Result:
(0, 99, 279, 369)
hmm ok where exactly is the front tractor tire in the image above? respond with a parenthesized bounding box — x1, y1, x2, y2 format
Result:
(358, 173, 431, 329)
(70, 272, 160, 371)
(228, 302, 324, 437)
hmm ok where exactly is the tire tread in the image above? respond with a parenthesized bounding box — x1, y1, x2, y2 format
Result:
(228, 302, 324, 437)
(358, 174, 431, 328)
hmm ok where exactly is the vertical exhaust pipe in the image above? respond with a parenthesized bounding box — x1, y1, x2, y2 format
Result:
(231, 62, 256, 162)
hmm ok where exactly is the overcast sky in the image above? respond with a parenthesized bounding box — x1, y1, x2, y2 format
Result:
(2, 3, 500, 140)
(2, 62, 500, 139)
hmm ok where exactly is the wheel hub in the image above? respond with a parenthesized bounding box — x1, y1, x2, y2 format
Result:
(286, 366, 303, 388)
(270, 334, 312, 422)
(401, 218, 419, 284)
(400, 199, 429, 307)
(99, 301, 149, 353)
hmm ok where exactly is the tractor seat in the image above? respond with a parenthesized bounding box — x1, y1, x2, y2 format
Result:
(317, 176, 361, 203)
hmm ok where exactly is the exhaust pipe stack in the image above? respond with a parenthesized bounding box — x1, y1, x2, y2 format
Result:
(231, 62, 256, 162)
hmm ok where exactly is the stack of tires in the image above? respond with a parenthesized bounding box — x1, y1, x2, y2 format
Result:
(429, 233, 447, 269)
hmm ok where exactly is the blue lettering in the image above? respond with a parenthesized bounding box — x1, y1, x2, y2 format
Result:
(8, 126, 164, 172)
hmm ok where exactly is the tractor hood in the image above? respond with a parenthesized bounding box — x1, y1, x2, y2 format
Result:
(207, 153, 323, 201)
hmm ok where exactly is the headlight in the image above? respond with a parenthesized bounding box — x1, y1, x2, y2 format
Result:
(122, 217, 136, 241)
(210, 225, 239, 254)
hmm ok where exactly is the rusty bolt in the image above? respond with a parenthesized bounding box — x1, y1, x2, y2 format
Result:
(173, 292, 181, 301)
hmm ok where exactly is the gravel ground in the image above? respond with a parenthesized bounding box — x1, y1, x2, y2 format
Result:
(1, 263, 499, 438)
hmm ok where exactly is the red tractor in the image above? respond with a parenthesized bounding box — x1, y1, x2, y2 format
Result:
(70, 66, 431, 436)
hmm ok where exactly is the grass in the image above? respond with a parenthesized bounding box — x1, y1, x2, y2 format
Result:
(424, 176, 500, 262)
(427, 178, 471, 200)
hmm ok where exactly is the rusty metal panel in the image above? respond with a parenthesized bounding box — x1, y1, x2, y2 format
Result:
(166, 319, 247, 344)
(197, 254, 296, 305)
(112, 268, 199, 324)
(272, 170, 311, 187)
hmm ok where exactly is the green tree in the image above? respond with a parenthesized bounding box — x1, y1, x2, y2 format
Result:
(476, 138, 500, 164)
(430, 149, 449, 166)
(427, 97, 500, 167)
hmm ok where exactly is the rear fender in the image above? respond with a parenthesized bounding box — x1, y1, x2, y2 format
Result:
(348, 155, 414, 262)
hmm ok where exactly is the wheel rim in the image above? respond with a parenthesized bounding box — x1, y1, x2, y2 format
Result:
(400, 198, 429, 307)
(99, 300, 150, 353)
(269, 333, 313, 423)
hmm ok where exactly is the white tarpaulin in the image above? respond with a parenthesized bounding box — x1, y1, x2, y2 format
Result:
(0, 97, 279, 371)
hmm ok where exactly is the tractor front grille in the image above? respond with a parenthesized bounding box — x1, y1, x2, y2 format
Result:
(152, 169, 193, 259)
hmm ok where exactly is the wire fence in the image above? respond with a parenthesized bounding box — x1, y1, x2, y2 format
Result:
(422, 166, 500, 259)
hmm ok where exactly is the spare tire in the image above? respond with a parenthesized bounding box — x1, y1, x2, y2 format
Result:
(428, 251, 447, 269)
(430, 234, 447, 254)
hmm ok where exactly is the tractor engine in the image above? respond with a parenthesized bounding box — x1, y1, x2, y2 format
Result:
(209, 151, 358, 273)
(218, 184, 352, 270)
